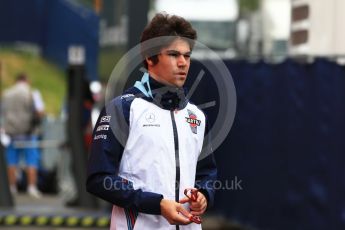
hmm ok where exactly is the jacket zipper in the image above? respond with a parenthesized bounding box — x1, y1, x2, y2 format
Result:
(170, 110, 180, 230)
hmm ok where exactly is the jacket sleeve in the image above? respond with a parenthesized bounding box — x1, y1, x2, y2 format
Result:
(195, 119, 217, 209)
(86, 97, 163, 214)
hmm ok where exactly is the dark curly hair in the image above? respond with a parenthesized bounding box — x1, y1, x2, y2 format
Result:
(140, 13, 197, 69)
(16, 73, 28, 82)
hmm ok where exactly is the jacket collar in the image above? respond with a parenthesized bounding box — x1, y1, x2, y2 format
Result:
(134, 72, 188, 110)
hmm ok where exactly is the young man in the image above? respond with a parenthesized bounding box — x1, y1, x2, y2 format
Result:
(87, 13, 217, 229)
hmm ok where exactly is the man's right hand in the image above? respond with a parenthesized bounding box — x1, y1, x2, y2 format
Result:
(160, 199, 192, 225)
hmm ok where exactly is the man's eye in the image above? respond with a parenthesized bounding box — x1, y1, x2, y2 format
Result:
(166, 52, 191, 58)
(168, 53, 179, 57)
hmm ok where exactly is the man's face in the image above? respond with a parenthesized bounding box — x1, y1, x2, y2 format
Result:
(148, 38, 191, 88)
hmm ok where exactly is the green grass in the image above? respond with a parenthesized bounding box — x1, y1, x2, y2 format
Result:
(0, 49, 66, 116)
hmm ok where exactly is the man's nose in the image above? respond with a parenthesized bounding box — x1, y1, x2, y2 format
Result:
(177, 55, 187, 66)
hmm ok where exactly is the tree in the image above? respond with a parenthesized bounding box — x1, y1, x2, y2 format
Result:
(239, 0, 260, 13)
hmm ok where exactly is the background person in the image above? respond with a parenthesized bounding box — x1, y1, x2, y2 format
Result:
(2, 73, 44, 198)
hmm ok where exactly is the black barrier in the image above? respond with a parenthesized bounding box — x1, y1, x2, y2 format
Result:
(67, 65, 97, 208)
(187, 58, 345, 230)
(0, 0, 99, 81)
(127, 0, 149, 51)
(0, 143, 14, 207)
(0, 60, 14, 207)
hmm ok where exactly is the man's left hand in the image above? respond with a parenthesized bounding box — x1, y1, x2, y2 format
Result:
(179, 191, 207, 216)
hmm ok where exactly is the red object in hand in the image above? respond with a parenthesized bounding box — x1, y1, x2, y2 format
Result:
(183, 188, 202, 224)
(189, 214, 202, 224)
(184, 188, 198, 201)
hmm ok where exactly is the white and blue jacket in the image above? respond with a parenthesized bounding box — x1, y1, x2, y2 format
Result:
(87, 73, 217, 230)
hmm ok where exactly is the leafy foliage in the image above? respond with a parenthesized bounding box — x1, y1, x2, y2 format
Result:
(239, 0, 260, 12)
(0, 49, 66, 116)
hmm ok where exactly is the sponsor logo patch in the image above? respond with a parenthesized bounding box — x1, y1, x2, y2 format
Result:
(145, 113, 155, 123)
(186, 110, 201, 134)
(94, 134, 107, 140)
(143, 113, 160, 127)
(143, 124, 160, 127)
(121, 94, 134, 99)
(96, 125, 110, 132)
(100, 116, 111, 123)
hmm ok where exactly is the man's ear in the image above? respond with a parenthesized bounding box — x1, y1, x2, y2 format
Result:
(146, 57, 153, 66)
